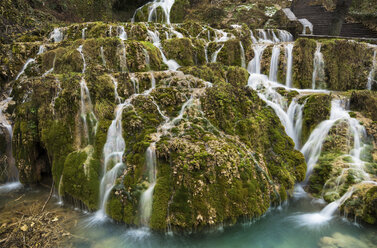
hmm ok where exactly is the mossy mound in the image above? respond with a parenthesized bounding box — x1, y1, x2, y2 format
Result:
(299, 94, 332, 144)
(104, 68, 305, 232)
(341, 183, 377, 225)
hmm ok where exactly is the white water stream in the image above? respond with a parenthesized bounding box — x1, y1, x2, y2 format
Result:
(312, 43, 325, 89)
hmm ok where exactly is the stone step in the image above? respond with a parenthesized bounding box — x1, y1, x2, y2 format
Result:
(291, 1, 377, 38)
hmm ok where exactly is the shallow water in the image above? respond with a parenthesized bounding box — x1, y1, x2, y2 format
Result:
(1, 184, 376, 248)
(69, 193, 377, 248)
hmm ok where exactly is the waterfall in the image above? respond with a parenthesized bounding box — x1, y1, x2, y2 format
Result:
(298, 19, 313, 35)
(78, 45, 87, 73)
(367, 49, 376, 90)
(277, 30, 293, 42)
(133, 0, 176, 24)
(247, 74, 300, 146)
(100, 46, 106, 67)
(248, 45, 266, 74)
(15, 59, 35, 80)
(211, 44, 224, 63)
(38, 45, 46, 55)
(137, 96, 193, 226)
(269, 45, 280, 82)
(271, 30, 280, 43)
(287, 99, 304, 149)
(118, 26, 128, 40)
(169, 25, 183, 38)
(257, 29, 269, 43)
(96, 99, 127, 220)
(204, 43, 209, 63)
(312, 43, 325, 89)
(293, 187, 356, 227)
(285, 44, 294, 87)
(57, 175, 64, 205)
(139, 143, 157, 226)
(214, 29, 231, 42)
(143, 48, 150, 68)
(77, 45, 98, 145)
(82, 27, 87, 40)
(147, 29, 180, 70)
(50, 27, 63, 43)
(109, 75, 121, 104)
(240, 41, 246, 68)
(301, 99, 368, 180)
(250, 30, 258, 44)
(93, 75, 158, 222)
(131, 76, 140, 94)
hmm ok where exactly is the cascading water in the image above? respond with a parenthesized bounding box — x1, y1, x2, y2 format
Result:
(247, 74, 301, 146)
(211, 44, 224, 63)
(204, 43, 209, 63)
(287, 99, 304, 149)
(250, 30, 258, 44)
(118, 26, 128, 40)
(312, 43, 325, 89)
(269, 45, 280, 82)
(109, 75, 121, 103)
(95, 98, 127, 220)
(257, 29, 269, 43)
(15, 59, 35, 80)
(239, 41, 246, 68)
(293, 98, 375, 226)
(293, 187, 356, 227)
(301, 100, 350, 178)
(139, 143, 157, 226)
(82, 27, 87, 39)
(367, 49, 376, 90)
(214, 29, 231, 42)
(133, 0, 175, 24)
(131, 76, 140, 94)
(77, 45, 98, 145)
(147, 29, 180, 70)
(143, 48, 150, 68)
(277, 30, 293, 42)
(100, 46, 106, 67)
(94, 75, 158, 222)
(137, 94, 193, 226)
(284, 44, 294, 87)
(248, 45, 266, 74)
(50, 27, 63, 43)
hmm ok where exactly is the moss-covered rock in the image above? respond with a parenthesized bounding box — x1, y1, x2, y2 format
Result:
(162, 38, 205, 67)
(299, 93, 332, 144)
(292, 38, 317, 89)
(341, 183, 377, 225)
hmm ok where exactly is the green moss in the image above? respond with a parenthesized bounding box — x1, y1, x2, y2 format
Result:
(150, 160, 173, 231)
(320, 39, 373, 90)
(217, 40, 242, 67)
(171, 0, 190, 23)
(292, 38, 317, 89)
(350, 90, 377, 121)
(162, 38, 205, 66)
(301, 94, 332, 144)
(107, 194, 124, 222)
(308, 152, 339, 197)
(62, 147, 100, 210)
